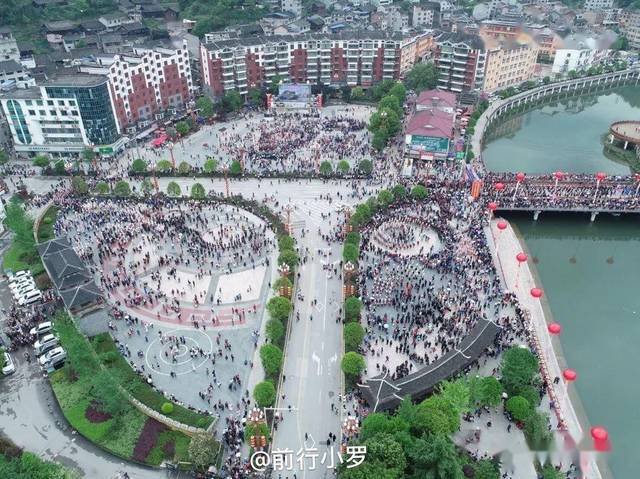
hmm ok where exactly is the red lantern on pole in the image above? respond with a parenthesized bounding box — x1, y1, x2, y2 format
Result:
(516, 252, 528, 263)
(516, 172, 526, 182)
(530, 287, 544, 298)
(553, 171, 565, 181)
(495, 182, 505, 191)
(634, 173, 640, 196)
(591, 426, 610, 452)
(563, 368, 577, 382)
(497, 221, 507, 231)
(547, 323, 562, 335)
(595, 172, 606, 182)
(488, 202, 498, 211)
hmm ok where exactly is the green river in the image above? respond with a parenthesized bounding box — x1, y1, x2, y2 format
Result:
(483, 87, 640, 479)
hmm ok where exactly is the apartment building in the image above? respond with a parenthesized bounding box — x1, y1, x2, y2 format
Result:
(434, 32, 487, 93)
(619, 10, 640, 50)
(0, 28, 20, 62)
(0, 74, 122, 156)
(399, 32, 437, 77)
(584, 0, 613, 11)
(479, 19, 522, 41)
(200, 32, 404, 96)
(482, 33, 539, 91)
(528, 25, 561, 60)
(78, 41, 195, 131)
(0, 61, 36, 89)
(551, 33, 614, 73)
(282, 0, 303, 17)
(412, 3, 438, 27)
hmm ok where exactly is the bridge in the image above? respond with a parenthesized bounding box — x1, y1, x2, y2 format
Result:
(483, 173, 640, 221)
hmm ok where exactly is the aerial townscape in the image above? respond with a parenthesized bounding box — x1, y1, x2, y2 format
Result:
(0, 0, 639, 478)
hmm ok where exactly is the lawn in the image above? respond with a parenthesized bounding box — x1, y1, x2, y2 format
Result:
(36, 205, 59, 242)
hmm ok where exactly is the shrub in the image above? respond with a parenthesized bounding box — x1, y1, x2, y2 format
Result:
(167, 181, 181, 197)
(33, 155, 50, 168)
(260, 344, 283, 378)
(161, 402, 174, 415)
(341, 352, 365, 377)
(229, 160, 242, 176)
(203, 158, 218, 173)
(344, 297, 362, 322)
(156, 159, 173, 173)
(95, 181, 109, 195)
(358, 159, 373, 175)
(131, 158, 147, 173)
(113, 180, 131, 197)
(267, 296, 292, 322)
(337, 160, 350, 174)
(178, 161, 191, 174)
(191, 182, 206, 199)
(506, 396, 532, 422)
(319, 160, 333, 176)
(343, 243, 359, 263)
(411, 185, 428, 200)
(266, 318, 285, 344)
(253, 381, 276, 407)
(344, 322, 365, 352)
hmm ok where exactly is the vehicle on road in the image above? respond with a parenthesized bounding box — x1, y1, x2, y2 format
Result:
(18, 290, 43, 306)
(34, 334, 59, 355)
(2, 351, 16, 375)
(38, 347, 66, 368)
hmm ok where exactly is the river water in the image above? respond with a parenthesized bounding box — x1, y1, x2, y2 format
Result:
(482, 86, 640, 479)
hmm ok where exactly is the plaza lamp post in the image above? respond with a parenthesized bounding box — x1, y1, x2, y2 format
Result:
(277, 262, 291, 278)
(343, 261, 356, 297)
(553, 171, 564, 198)
(494, 182, 504, 202)
(223, 166, 230, 198)
(151, 159, 159, 193)
(247, 407, 267, 451)
(337, 204, 353, 237)
(593, 172, 606, 202)
(168, 141, 176, 169)
(341, 415, 359, 443)
(512, 172, 525, 201)
(515, 252, 528, 289)
(283, 204, 294, 234)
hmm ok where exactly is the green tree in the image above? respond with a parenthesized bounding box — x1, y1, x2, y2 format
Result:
(567, 70, 579, 79)
(82, 148, 95, 164)
(370, 79, 396, 101)
(368, 107, 401, 138)
(177, 161, 192, 175)
(378, 95, 402, 117)
(94, 181, 110, 195)
(273, 276, 292, 293)
(0, 347, 6, 372)
(53, 160, 66, 175)
(248, 88, 265, 106)
(131, 158, 147, 173)
(392, 184, 407, 200)
(500, 347, 539, 396)
(71, 176, 88, 195)
(337, 159, 350, 174)
(156, 159, 173, 173)
(113, 180, 130, 197)
(175, 121, 190, 136)
(188, 433, 218, 471)
(411, 185, 428, 200)
(344, 296, 362, 322)
(341, 351, 365, 377)
(350, 86, 365, 101)
(540, 462, 563, 479)
(344, 322, 365, 352)
(33, 155, 49, 168)
(229, 160, 242, 176)
(141, 178, 154, 196)
(278, 249, 299, 270)
(260, 344, 283, 378)
(475, 458, 500, 479)
(266, 318, 285, 344)
(408, 433, 463, 479)
(438, 379, 471, 414)
(196, 96, 215, 118)
(415, 395, 461, 436)
(319, 160, 333, 176)
(403, 62, 438, 92)
(611, 35, 629, 51)
(191, 182, 206, 199)
(345, 231, 361, 246)
(90, 369, 126, 416)
(343, 243, 359, 263)
(278, 235, 295, 250)
(542, 76, 551, 85)
(268, 74, 283, 94)
(222, 90, 243, 112)
(377, 189, 395, 208)
(253, 381, 276, 407)
(389, 82, 407, 103)
(358, 159, 373, 175)
(167, 181, 182, 197)
(203, 158, 218, 173)
(524, 411, 553, 450)
(470, 376, 504, 408)
(267, 296, 292, 322)
(0, 150, 8, 164)
(506, 396, 532, 422)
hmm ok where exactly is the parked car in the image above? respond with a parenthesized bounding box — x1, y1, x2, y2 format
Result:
(11, 282, 36, 297)
(2, 351, 15, 375)
(10, 278, 35, 292)
(34, 334, 59, 355)
(30, 321, 53, 337)
(8, 270, 30, 282)
(38, 347, 66, 368)
(18, 290, 43, 306)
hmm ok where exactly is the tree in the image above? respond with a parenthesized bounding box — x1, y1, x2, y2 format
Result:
(175, 121, 190, 136)
(33, 155, 49, 168)
(524, 411, 553, 449)
(345, 231, 361, 246)
(113, 180, 131, 197)
(229, 160, 242, 176)
(411, 185, 428, 200)
(248, 88, 265, 106)
(177, 161, 191, 175)
(203, 158, 218, 173)
(377, 189, 395, 208)
(53, 160, 66, 175)
(273, 276, 292, 293)
(408, 433, 463, 479)
(392, 184, 407, 200)
(278, 235, 295, 251)
(82, 148, 95, 164)
(500, 347, 539, 396)
(260, 344, 283, 378)
(337, 160, 350, 174)
(438, 379, 471, 414)
(268, 74, 283, 94)
(71, 176, 88, 195)
(506, 396, 532, 422)
(370, 79, 396, 101)
(167, 181, 181, 197)
(350, 86, 365, 101)
(319, 160, 333, 176)
(368, 107, 401, 138)
(278, 249, 299, 270)
(378, 95, 402, 117)
(188, 433, 218, 471)
(403, 62, 438, 92)
(156, 159, 173, 173)
(358, 159, 373, 175)
(196, 96, 215, 118)
(266, 318, 285, 344)
(253, 381, 276, 407)
(131, 158, 147, 173)
(542, 76, 551, 85)
(343, 243, 359, 263)
(141, 178, 154, 196)
(90, 370, 126, 416)
(267, 296, 292, 322)
(341, 352, 365, 377)
(567, 70, 579, 79)
(389, 82, 406, 103)
(191, 182, 206, 199)
(470, 376, 504, 408)
(0, 347, 6, 372)
(415, 395, 460, 436)
(344, 296, 362, 322)
(222, 90, 243, 112)
(0, 149, 8, 164)
(344, 322, 365, 352)
(94, 181, 109, 195)
(474, 458, 500, 479)
(540, 462, 563, 479)
(611, 35, 629, 51)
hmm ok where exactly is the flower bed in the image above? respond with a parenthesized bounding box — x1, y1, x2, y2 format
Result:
(132, 418, 168, 462)
(85, 401, 112, 423)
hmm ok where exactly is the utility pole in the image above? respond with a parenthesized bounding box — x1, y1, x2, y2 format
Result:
(224, 167, 230, 198)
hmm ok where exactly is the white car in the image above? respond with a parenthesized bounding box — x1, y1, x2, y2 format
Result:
(12, 283, 36, 297)
(2, 351, 15, 375)
(34, 334, 59, 355)
(18, 290, 43, 306)
(38, 347, 66, 367)
(8, 270, 30, 282)
(10, 278, 35, 292)
(30, 321, 53, 336)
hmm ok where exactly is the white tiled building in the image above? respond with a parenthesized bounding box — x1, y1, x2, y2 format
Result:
(584, 0, 613, 11)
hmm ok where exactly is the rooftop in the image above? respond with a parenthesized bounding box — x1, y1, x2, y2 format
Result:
(416, 89, 457, 110)
(0, 86, 42, 100)
(435, 31, 485, 50)
(406, 108, 454, 139)
(43, 74, 109, 88)
(0, 60, 25, 74)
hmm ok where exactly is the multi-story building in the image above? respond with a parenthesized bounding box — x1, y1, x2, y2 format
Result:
(412, 3, 438, 27)
(551, 34, 614, 74)
(479, 19, 522, 41)
(0, 74, 123, 156)
(0, 60, 36, 89)
(399, 32, 437, 77)
(0, 28, 20, 62)
(584, 0, 613, 11)
(619, 10, 640, 50)
(200, 32, 404, 96)
(434, 32, 487, 93)
(282, 0, 303, 17)
(78, 42, 195, 131)
(482, 33, 539, 91)
(527, 25, 561, 61)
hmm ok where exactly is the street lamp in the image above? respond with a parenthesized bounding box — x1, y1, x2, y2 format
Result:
(342, 416, 359, 438)
(278, 262, 290, 277)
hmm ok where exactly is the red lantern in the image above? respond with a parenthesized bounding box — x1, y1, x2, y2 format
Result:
(547, 323, 562, 335)
(591, 426, 610, 451)
(488, 202, 498, 211)
(635, 173, 640, 182)
(516, 172, 526, 182)
(530, 287, 543, 298)
(495, 182, 505, 191)
(595, 172, 606, 182)
(497, 221, 507, 231)
(554, 171, 564, 181)
(563, 368, 577, 382)
(516, 252, 528, 263)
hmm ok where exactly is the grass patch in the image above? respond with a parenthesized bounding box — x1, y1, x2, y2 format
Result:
(36, 205, 59, 242)
(146, 429, 191, 466)
(2, 242, 44, 276)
